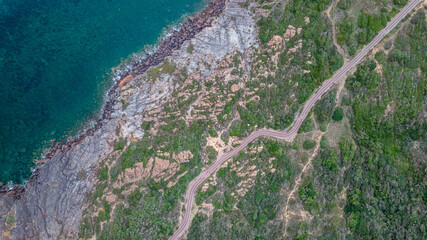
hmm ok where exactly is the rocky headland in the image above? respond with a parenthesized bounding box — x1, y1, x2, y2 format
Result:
(0, 0, 257, 239)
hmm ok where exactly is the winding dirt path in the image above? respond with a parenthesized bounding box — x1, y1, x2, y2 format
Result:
(169, 0, 422, 239)
(326, 0, 347, 63)
(281, 130, 324, 237)
(327, 0, 350, 103)
(281, 2, 350, 236)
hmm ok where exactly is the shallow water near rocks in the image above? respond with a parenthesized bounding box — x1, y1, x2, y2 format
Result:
(0, 0, 206, 184)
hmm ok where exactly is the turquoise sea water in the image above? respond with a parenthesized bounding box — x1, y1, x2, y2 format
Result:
(0, 0, 206, 184)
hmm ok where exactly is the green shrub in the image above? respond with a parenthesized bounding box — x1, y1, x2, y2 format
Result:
(320, 124, 327, 132)
(209, 127, 218, 137)
(223, 192, 236, 214)
(299, 118, 314, 133)
(217, 167, 228, 179)
(375, 51, 387, 64)
(257, 16, 276, 44)
(120, 99, 127, 110)
(319, 148, 338, 171)
(298, 182, 319, 212)
(338, 136, 354, 163)
(337, 0, 351, 10)
(99, 166, 109, 181)
(295, 222, 309, 240)
(112, 187, 123, 195)
(141, 121, 152, 130)
(314, 91, 336, 123)
(332, 107, 344, 121)
(206, 146, 217, 161)
(161, 60, 176, 75)
(103, 200, 111, 221)
(230, 121, 246, 137)
(128, 188, 142, 207)
(320, 136, 328, 149)
(109, 161, 121, 180)
(77, 169, 87, 180)
(93, 183, 106, 200)
(303, 140, 316, 150)
(121, 152, 134, 170)
(384, 41, 392, 50)
(6, 215, 15, 225)
(113, 139, 125, 151)
(341, 96, 351, 106)
(196, 184, 217, 205)
(187, 44, 194, 54)
(231, 69, 239, 76)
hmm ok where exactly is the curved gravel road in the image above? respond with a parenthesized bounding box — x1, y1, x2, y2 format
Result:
(169, 0, 422, 239)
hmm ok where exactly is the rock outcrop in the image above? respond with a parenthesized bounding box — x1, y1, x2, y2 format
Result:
(171, 0, 257, 75)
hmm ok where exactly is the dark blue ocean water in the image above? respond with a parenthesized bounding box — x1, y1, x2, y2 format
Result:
(0, 0, 206, 184)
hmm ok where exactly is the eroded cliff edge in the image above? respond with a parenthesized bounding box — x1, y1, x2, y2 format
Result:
(0, 0, 257, 239)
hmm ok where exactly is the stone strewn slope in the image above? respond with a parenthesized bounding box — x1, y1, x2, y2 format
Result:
(0, 72, 170, 239)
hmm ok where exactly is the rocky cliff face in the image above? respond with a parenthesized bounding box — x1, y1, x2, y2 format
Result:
(0, 0, 257, 239)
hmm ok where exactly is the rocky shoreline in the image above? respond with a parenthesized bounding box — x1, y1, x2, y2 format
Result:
(0, 0, 226, 196)
(0, 0, 257, 238)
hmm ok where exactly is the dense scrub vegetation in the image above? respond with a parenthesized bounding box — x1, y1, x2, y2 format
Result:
(335, 0, 407, 55)
(189, 3, 426, 240)
(288, 8, 427, 239)
(342, 10, 427, 238)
